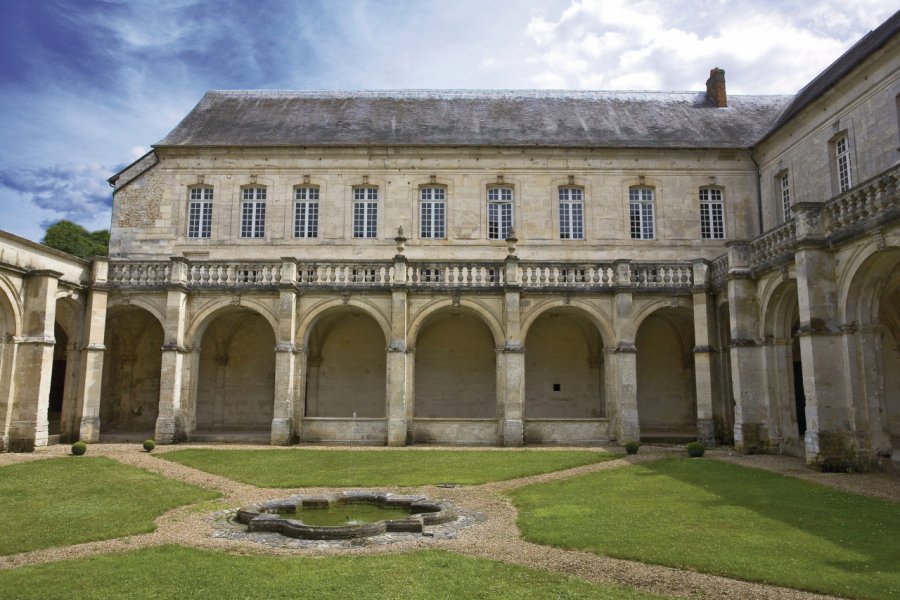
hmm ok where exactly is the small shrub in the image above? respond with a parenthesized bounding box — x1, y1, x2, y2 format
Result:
(142, 439, 156, 452)
(624, 441, 640, 455)
(71, 441, 87, 456)
(686, 441, 705, 458)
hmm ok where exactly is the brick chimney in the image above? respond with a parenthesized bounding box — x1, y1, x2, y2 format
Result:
(706, 68, 727, 108)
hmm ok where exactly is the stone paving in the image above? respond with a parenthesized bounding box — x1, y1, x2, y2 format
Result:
(1, 443, 898, 599)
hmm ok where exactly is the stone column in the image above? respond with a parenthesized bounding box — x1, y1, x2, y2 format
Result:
(691, 259, 716, 446)
(77, 258, 108, 442)
(386, 252, 409, 446)
(793, 203, 855, 467)
(726, 242, 767, 452)
(850, 324, 892, 458)
(155, 258, 189, 444)
(271, 258, 298, 445)
(8, 270, 59, 451)
(500, 253, 524, 446)
(611, 260, 640, 443)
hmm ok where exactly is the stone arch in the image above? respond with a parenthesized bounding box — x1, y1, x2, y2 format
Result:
(303, 305, 387, 419)
(523, 304, 607, 419)
(193, 306, 276, 435)
(0, 275, 22, 337)
(107, 295, 166, 327)
(841, 247, 900, 460)
(187, 296, 279, 348)
(100, 305, 164, 437)
(632, 296, 693, 333)
(520, 298, 614, 345)
(298, 298, 390, 349)
(761, 279, 805, 453)
(48, 297, 83, 440)
(635, 306, 697, 441)
(407, 298, 504, 350)
(413, 307, 497, 420)
(0, 279, 20, 450)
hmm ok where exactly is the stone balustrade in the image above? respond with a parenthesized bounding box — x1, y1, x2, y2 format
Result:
(750, 221, 796, 270)
(824, 164, 900, 238)
(106, 258, 698, 292)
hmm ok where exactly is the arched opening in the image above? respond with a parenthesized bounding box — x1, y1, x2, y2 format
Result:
(301, 308, 387, 444)
(47, 322, 68, 437)
(843, 250, 900, 464)
(194, 308, 276, 439)
(0, 289, 17, 451)
(636, 307, 697, 442)
(413, 310, 497, 444)
(523, 308, 607, 444)
(100, 306, 163, 440)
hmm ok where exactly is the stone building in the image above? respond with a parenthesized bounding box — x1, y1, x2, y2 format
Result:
(1, 12, 898, 469)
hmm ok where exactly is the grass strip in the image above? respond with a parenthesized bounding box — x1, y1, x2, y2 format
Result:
(509, 458, 900, 600)
(160, 448, 615, 486)
(0, 457, 219, 555)
(0, 545, 669, 600)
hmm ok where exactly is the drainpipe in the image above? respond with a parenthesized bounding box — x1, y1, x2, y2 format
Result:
(749, 151, 764, 236)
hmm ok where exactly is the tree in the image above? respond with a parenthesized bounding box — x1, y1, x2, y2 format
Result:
(41, 220, 109, 259)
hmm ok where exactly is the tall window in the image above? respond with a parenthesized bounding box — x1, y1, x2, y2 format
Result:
(294, 187, 319, 238)
(699, 187, 725, 239)
(835, 135, 852, 193)
(629, 187, 655, 240)
(420, 186, 446, 239)
(187, 186, 213, 239)
(558, 187, 584, 239)
(780, 172, 792, 222)
(241, 187, 266, 238)
(488, 186, 513, 240)
(353, 187, 378, 238)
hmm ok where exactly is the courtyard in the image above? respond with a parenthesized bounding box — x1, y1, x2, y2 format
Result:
(0, 445, 897, 599)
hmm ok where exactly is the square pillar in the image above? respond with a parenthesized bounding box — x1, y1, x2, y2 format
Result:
(691, 259, 716, 446)
(500, 256, 524, 446)
(612, 260, 639, 443)
(386, 254, 410, 446)
(8, 270, 59, 451)
(77, 258, 108, 442)
(155, 258, 189, 444)
(271, 262, 298, 445)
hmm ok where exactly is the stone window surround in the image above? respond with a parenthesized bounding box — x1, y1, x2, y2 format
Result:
(240, 185, 268, 239)
(293, 184, 320, 239)
(186, 184, 214, 240)
(699, 185, 726, 240)
(558, 185, 585, 240)
(352, 183, 379, 239)
(486, 182, 515, 241)
(828, 128, 857, 196)
(418, 183, 448, 240)
(628, 184, 656, 241)
(775, 169, 792, 224)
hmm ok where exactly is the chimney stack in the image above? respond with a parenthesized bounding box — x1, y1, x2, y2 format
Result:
(706, 68, 727, 108)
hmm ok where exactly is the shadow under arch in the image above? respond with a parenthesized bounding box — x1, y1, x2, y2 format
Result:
(303, 304, 387, 420)
(192, 305, 276, 437)
(635, 306, 697, 441)
(100, 304, 164, 438)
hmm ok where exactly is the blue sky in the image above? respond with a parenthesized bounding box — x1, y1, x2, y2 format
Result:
(0, 0, 895, 242)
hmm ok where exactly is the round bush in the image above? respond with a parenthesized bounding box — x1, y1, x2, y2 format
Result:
(686, 441, 705, 457)
(71, 441, 87, 456)
(624, 441, 640, 455)
(142, 439, 156, 452)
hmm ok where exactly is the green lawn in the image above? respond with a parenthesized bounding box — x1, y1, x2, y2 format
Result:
(160, 448, 616, 486)
(0, 545, 670, 600)
(509, 458, 900, 600)
(0, 457, 219, 555)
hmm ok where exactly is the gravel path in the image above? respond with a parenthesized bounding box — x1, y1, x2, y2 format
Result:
(2, 443, 897, 599)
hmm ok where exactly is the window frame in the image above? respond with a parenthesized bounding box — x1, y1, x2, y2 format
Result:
(558, 186, 585, 240)
(419, 185, 447, 240)
(699, 186, 726, 240)
(352, 186, 379, 239)
(187, 185, 214, 239)
(834, 135, 852, 193)
(628, 186, 655, 240)
(778, 171, 792, 223)
(487, 185, 514, 240)
(294, 185, 320, 239)
(240, 186, 267, 239)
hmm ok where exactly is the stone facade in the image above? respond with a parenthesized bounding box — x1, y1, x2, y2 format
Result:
(1, 13, 898, 468)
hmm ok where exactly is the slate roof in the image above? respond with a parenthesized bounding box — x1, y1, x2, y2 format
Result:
(155, 90, 793, 150)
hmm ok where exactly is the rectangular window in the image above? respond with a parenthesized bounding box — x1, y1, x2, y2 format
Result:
(420, 187, 446, 239)
(294, 187, 319, 238)
(240, 187, 266, 238)
(488, 186, 513, 240)
(629, 187, 655, 240)
(353, 187, 378, 238)
(836, 136, 852, 193)
(780, 172, 791, 222)
(559, 187, 584, 239)
(699, 188, 725, 239)
(187, 187, 213, 239)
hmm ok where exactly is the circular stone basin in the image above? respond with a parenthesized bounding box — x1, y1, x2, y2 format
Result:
(236, 492, 457, 540)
